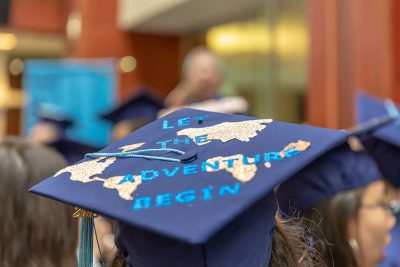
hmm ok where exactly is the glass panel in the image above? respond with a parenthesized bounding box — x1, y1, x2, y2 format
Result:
(205, 0, 308, 123)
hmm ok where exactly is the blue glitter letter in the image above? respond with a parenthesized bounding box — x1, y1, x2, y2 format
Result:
(162, 120, 174, 130)
(219, 183, 240, 196)
(156, 194, 173, 207)
(133, 197, 152, 210)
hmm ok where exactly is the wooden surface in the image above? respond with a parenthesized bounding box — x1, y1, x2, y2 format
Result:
(307, 0, 397, 129)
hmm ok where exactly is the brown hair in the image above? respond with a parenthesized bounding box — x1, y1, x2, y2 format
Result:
(300, 188, 365, 267)
(108, 213, 327, 267)
(269, 213, 326, 267)
(0, 137, 77, 267)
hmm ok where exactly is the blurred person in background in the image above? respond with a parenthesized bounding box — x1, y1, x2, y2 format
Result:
(165, 46, 224, 107)
(355, 92, 400, 267)
(28, 112, 116, 266)
(30, 118, 116, 266)
(100, 87, 164, 141)
(277, 138, 397, 267)
(160, 46, 248, 117)
(27, 109, 99, 165)
(0, 137, 77, 267)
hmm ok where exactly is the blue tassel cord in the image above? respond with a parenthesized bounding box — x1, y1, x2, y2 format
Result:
(74, 208, 96, 267)
(85, 148, 186, 163)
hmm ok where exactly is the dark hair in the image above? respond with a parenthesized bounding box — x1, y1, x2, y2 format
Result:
(108, 213, 327, 267)
(0, 137, 77, 267)
(300, 188, 365, 267)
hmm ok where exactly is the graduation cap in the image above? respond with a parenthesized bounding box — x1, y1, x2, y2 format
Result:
(356, 91, 400, 187)
(100, 88, 164, 125)
(34, 105, 74, 140)
(38, 115, 73, 134)
(30, 108, 349, 267)
(276, 104, 400, 216)
(276, 142, 381, 215)
(48, 138, 100, 165)
(32, 109, 99, 165)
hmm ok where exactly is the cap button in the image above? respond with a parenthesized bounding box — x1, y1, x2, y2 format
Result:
(179, 151, 198, 163)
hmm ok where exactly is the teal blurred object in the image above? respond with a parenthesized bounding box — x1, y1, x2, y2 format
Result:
(24, 59, 117, 147)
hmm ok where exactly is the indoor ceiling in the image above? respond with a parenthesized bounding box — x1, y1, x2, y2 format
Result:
(118, 0, 265, 34)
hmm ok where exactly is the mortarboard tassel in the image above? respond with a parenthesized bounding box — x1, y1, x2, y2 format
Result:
(73, 207, 97, 267)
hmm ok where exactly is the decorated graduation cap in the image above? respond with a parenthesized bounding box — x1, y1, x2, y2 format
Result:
(30, 108, 349, 267)
(100, 87, 164, 125)
(356, 91, 400, 187)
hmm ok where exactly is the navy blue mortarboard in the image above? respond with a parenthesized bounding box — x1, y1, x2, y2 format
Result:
(276, 142, 381, 215)
(31, 109, 99, 164)
(32, 108, 99, 165)
(35, 104, 74, 139)
(30, 108, 349, 267)
(276, 106, 400, 216)
(48, 138, 99, 165)
(100, 88, 164, 125)
(38, 114, 73, 134)
(356, 91, 400, 187)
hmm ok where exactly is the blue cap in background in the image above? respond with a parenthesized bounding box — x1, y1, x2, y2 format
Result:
(277, 142, 381, 215)
(100, 87, 164, 125)
(356, 91, 400, 187)
(34, 106, 99, 165)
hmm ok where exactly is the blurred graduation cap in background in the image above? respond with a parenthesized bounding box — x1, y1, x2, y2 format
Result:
(47, 138, 99, 165)
(37, 113, 73, 135)
(355, 91, 400, 187)
(277, 139, 382, 215)
(29, 105, 99, 165)
(100, 87, 164, 141)
(277, 101, 400, 216)
(30, 108, 350, 267)
(355, 91, 400, 267)
(32, 103, 74, 140)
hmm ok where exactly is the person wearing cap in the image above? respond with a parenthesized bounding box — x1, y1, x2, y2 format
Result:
(30, 108, 360, 267)
(100, 88, 164, 141)
(277, 118, 398, 266)
(0, 137, 77, 266)
(28, 111, 73, 144)
(28, 111, 99, 165)
(356, 91, 400, 267)
(160, 46, 248, 117)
